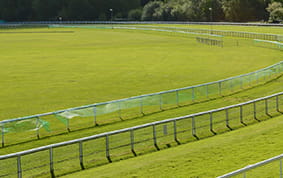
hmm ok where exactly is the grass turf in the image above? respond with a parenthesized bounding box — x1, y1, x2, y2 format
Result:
(1, 74, 282, 155)
(0, 25, 282, 151)
(0, 25, 282, 177)
(62, 114, 283, 178)
(0, 27, 282, 120)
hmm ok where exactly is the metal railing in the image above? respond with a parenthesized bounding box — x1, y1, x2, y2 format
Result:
(0, 92, 282, 177)
(218, 153, 283, 178)
(50, 24, 283, 41)
(196, 37, 223, 47)
(0, 61, 282, 147)
(117, 25, 283, 41)
(254, 39, 283, 50)
(1, 21, 283, 27)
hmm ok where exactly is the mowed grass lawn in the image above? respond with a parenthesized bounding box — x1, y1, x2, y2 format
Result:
(0, 25, 282, 177)
(0, 27, 282, 120)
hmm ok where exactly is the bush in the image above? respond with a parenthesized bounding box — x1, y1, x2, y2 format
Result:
(128, 9, 142, 20)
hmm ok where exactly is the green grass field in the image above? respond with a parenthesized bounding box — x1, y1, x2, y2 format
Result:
(0, 27, 282, 120)
(0, 24, 282, 178)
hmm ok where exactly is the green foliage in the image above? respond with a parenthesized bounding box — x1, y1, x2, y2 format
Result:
(0, 0, 280, 22)
(0, 0, 141, 21)
(128, 8, 143, 20)
(267, 2, 283, 22)
(141, 0, 224, 21)
(222, 0, 268, 22)
(141, 1, 164, 20)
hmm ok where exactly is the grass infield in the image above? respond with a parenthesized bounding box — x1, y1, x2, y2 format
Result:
(0, 24, 282, 177)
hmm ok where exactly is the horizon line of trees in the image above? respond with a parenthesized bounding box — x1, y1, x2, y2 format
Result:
(0, 0, 282, 22)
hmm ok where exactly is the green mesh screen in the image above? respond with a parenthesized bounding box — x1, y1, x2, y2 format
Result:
(254, 39, 283, 50)
(0, 118, 50, 134)
(55, 61, 282, 125)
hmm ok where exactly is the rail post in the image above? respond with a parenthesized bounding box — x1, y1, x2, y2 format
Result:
(36, 117, 40, 139)
(159, 94, 163, 111)
(79, 141, 85, 170)
(240, 105, 246, 126)
(130, 129, 137, 156)
(210, 112, 216, 135)
(226, 109, 232, 130)
(1, 124, 4, 147)
(280, 159, 282, 178)
(93, 106, 98, 126)
(206, 85, 209, 98)
(118, 102, 122, 120)
(66, 116, 70, 132)
(176, 90, 180, 107)
(276, 95, 281, 113)
(192, 87, 195, 101)
(17, 155, 22, 178)
(192, 117, 198, 140)
(219, 82, 222, 95)
(153, 124, 159, 150)
(49, 147, 55, 178)
(265, 99, 271, 117)
(173, 120, 180, 144)
(140, 97, 145, 115)
(106, 135, 112, 163)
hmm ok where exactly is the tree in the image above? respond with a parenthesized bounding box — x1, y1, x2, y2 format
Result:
(267, 2, 283, 22)
(128, 9, 142, 20)
(222, 0, 267, 22)
(141, 1, 164, 20)
(32, 0, 63, 20)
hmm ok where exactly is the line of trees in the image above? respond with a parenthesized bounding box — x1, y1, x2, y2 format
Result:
(0, 0, 282, 22)
(140, 0, 283, 22)
(0, 0, 149, 21)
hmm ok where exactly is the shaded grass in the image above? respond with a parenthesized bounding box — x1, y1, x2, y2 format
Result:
(62, 114, 283, 178)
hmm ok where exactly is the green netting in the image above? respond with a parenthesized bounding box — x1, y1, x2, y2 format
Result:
(0, 118, 50, 134)
(53, 61, 283, 126)
(254, 39, 283, 50)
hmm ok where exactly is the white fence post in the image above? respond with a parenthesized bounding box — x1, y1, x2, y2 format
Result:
(36, 117, 40, 139)
(280, 159, 282, 178)
(1, 124, 4, 147)
(49, 147, 55, 178)
(106, 135, 111, 163)
(130, 129, 136, 156)
(153, 124, 159, 150)
(17, 155, 22, 178)
(79, 141, 84, 170)
(93, 106, 97, 126)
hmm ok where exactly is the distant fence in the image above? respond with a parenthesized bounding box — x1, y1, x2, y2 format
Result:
(50, 24, 283, 41)
(1, 21, 283, 27)
(1, 22, 283, 41)
(254, 39, 283, 50)
(0, 92, 282, 178)
(196, 37, 223, 47)
(118, 25, 283, 41)
(218, 153, 283, 178)
(0, 61, 282, 147)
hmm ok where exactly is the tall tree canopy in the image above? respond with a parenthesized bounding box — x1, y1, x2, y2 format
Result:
(0, 0, 280, 22)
